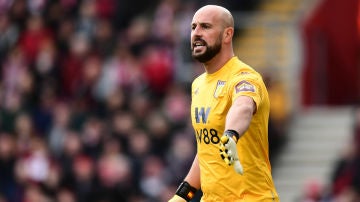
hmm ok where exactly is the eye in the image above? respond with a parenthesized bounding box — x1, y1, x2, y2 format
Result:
(191, 24, 196, 30)
(202, 24, 210, 29)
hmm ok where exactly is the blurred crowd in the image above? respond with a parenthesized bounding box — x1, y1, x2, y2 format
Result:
(0, 0, 282, 202)
(326, 107, 360, 201)
(298, 106, 360, 202)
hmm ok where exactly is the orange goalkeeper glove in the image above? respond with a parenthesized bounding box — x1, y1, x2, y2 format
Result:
(219, 130, 244, 175)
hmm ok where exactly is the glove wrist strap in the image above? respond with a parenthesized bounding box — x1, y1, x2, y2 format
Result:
(224, 129, 240, 142)
(175, 181, 197, 201)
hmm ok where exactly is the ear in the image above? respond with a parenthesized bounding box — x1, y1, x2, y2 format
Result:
(223, 27, 234, 44)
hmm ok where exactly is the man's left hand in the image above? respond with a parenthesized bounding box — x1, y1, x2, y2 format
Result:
(219, 130, 244, 175)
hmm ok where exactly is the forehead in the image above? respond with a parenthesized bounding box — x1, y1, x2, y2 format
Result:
(192, 8, 220, 25)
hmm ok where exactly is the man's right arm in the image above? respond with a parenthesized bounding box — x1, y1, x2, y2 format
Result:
(169, 154, 201, 202)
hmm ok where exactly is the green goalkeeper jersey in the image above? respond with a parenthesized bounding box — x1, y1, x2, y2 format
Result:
(191, 57, 279, 201)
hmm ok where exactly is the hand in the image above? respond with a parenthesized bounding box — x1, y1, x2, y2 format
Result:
(219, 132, 244, 175)
(168, 195, 187, 202)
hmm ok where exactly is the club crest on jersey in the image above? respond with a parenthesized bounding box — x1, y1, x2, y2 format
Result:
(214, 80, 226, 98)
(235, 80, 255, 93)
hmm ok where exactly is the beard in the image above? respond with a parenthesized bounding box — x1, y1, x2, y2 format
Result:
(192, 36, 222, 63)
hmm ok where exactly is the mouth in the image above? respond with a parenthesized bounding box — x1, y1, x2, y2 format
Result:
(192, 39, 206, 52)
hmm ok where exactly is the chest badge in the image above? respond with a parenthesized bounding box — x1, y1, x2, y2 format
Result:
(214, 80, 226, 98)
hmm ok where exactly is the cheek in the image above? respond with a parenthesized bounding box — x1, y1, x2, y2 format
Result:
(207, 33, 219, 43)
(190, 33, 197, 41)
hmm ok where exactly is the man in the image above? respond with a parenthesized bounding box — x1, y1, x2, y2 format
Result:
(168, 5, 280, 202)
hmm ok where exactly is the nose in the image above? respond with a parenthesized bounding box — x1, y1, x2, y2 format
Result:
(191, 28, 201, 38)
(192, 26, 201, 37)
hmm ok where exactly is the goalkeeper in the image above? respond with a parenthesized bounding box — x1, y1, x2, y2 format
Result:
(169, 5, 279, 202)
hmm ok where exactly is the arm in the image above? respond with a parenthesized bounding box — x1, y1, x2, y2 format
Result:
(225, 95, 256, 136)
(169, 155, 200, 202)
(219, 95, 256, 174)
(184, 154, 201, 189)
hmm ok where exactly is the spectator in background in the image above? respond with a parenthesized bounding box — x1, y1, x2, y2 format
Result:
(140, 155, 168, 200)
(145, 111, 172, 158)
(111, 110, 136, 154)
(8, 0, 29, 31)
(166, 133, 196, 184)
(151, 0, 179, 45)
(128, 92, 153, 124)
(59, 32, 90, 98)
(15, 136, 51, 184)
(33, 37, 60, 99)
(140, 44, 174, 99)
(161, 84, 191, 130)
(17, 14, 53, 65)
(47, 102, 71, 157)
(58, 130, 84, 184)
(298, 178, 323, 202)
(31, 77, 56, 135)
(75, 0, 97, 40)
(1, 47, 28, 132)
(0, 133, 20, 202)
(56, 187, 76, 202)
(68, 154, 97, 202)
(22, 183, 48, 202)
(14, 112, 36, 154)
(96, 139, 133, 202)
(55, 17, 75, 53)
(0, 14, 19, 66)
(94, 42, 143, 102)
(76, 55, 102, 110)
(81, 117, 105, 159)
(94, 0, 117, 20)
(326, 106, 360, 201)
(93, 19, 116, 58)
(127, 128, 152, 191)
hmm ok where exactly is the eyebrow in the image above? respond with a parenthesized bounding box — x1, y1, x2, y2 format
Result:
(191, 22, 212, 28)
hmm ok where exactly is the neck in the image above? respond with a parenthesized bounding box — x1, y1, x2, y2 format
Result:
(203, 51, 234, 74)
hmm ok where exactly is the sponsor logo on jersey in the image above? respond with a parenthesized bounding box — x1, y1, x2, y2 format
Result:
(194, 87, 199, 95)
(214, 80, 226, 98)
(195, 107, 210, 123)
(235, 80, 255, 93)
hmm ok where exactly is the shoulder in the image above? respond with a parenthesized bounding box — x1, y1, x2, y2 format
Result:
(230, 60, 263, 85)
(227, 59, 268, 94)
(192, 72, 206, 88)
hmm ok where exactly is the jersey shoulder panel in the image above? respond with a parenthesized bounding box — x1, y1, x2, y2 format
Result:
(192, 73, 206, 89)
